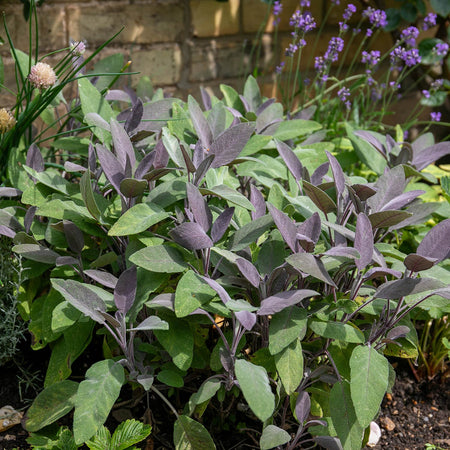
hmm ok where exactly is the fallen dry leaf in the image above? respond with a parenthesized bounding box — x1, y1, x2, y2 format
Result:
(0, 406, 23, 433)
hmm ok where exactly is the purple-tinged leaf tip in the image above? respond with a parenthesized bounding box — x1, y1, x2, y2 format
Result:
(276, 139, 303, 182)
(250, 185, 266, 220)
(114, 266, 137, 315)
(186, 183, 212, 232)
(355, 213, 373, 270)
(267, 203, 298, 253)
(170, 222, 213, 250)
(236, 258, 260, 288)
(211, 207, 235, 243)
(417, 218, 450, 263)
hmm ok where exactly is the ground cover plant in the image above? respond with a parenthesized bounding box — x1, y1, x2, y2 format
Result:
(0, 1, 449, 449)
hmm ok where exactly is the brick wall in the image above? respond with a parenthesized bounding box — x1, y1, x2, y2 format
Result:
(0, 0, 401, 103)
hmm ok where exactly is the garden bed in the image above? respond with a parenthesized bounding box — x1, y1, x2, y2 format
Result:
(1, 350, 448, 449)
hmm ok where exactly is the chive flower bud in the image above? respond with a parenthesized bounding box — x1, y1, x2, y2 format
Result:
(0, 108, 16, 134)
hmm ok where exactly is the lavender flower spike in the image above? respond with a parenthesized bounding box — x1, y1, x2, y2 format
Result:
(400, 26, 419, 47)
(273, 1, 282, 26)
(363, 7, 387, 28)
(423, 12, 437, 31)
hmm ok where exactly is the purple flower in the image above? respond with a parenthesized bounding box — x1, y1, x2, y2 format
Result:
(366, 29, 373, 37)
(422, 90, 431, 99)
(300, 0, 310, 7)
(423, 12, 437, 31)
(361, 50, 380, 67)
(403, 48, 421, 66)
(338, 86, 351, 109)
(389, 81, 400, 89)
(400, 26, 419, 47)
(331, 0, 340, 4)
(290, 11, 316, 32)
(371, 88, 382, 101)
(435, 42, 449, 57)
(390, 46, 421, 68)
(314, 56, 326, 72)
(363, 8, 387, 28)
(275, 61, 285, 74)
(353, 27, 361, 35)
(343, 4, 357, 21)
(431, 79, 444, 89)
(403, 130, 409, 140)
(430, 112, 441, 122)
(339, 22, 349, 32)
(324, 36, 344, 62)
(70, 40, 86, 56)
(285, 43, 298, 57)
(273, 1, 282, 25)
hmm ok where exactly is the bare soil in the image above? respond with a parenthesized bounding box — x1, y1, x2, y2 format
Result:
(1, 349, 448, 450)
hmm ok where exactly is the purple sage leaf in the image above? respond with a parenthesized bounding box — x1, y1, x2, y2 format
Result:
(326, 151, 345, 197)
(413, 142, 450, 171)
(250, 185, 266, 220)
(236, 258, 261, 288)
(354, 213, 373, 270)
(276, 139, 303, 182)
(211, 207, 235, 243)
(295, 391, 311, 423)
(235, 310, 257, 331)
(404, 253, 437, 272)
(267, 203, 297, 252)
(417, 218, 450, 262)
(210, 122, 255, 168)
(114, 266, 137, 315)
(96, 143, 125, 195)
(381, 190, 425, 211)
(258, 290, 319, 315)
(186, 183, 212, 232)
(188, 95, 213, 148)
(374, 277, 445, 300)
(63, 220, 84, 254)
(170, 222, 213, 250)
(311, 162, 330, 186)
(125, 98, 144, 133)
(111, 118, 136, 174)
(84, 269, 118, 289)
(26, 144, 44, 173)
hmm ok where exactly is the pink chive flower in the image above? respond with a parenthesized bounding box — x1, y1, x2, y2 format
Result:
(70, 40, 86, 56)
(28, 62, 57, 89)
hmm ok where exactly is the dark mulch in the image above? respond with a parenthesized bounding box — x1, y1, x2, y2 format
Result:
(1, 346, 449, 449)
(371, 362, 450, 450)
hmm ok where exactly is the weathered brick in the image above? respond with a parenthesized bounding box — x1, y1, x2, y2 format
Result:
(67, 2, 184, 46)
(130, 45, 182, 85)
(190, 0, 240, 37)
(243, 0, 323, 34)
(0, 4, 65, 54)
(190, 38, 246, 82)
